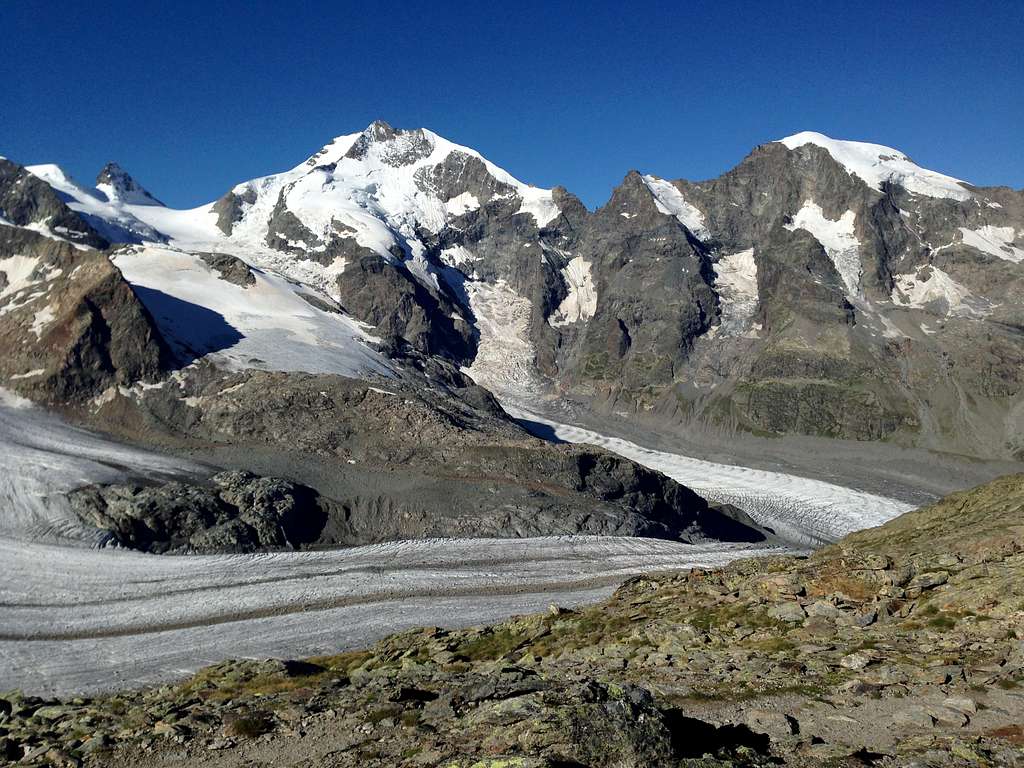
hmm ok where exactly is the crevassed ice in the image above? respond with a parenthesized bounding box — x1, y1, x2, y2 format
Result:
(712, 248, 759, 335)
(462, 279, 546, 399)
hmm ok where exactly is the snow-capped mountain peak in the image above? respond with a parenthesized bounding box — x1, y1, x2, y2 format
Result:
(95, 162, 163, 206)
(212, 122, 561, 282)
(25, 162, 168, 244)
(777, 131, 972, 201)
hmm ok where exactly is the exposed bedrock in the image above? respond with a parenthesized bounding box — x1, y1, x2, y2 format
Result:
(81, 367, 770, 551)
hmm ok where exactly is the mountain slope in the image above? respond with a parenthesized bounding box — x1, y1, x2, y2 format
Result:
(0, 153, 773, 552)
(9, 125, 1024, 459)
(652, 135, 1024, 454)
(0, 224, 168, 405)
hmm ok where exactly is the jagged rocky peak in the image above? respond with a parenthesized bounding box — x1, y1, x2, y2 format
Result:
(343, 119, 435, 166)
(364, 118, 399, 141)
(95, 161, 163, 206)
(0, 157, 108, 248)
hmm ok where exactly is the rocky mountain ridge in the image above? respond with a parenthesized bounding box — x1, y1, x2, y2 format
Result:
(5, 123, 1021, 458)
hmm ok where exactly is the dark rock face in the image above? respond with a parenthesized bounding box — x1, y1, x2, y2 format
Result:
(551, 171, 718, 390)
(0, 158, 107, 249)
(95, 162, 163, 205)
(755, 225, 854, 330)
(198, 252, 256, 287)
(0, 226, 168, 403)
(334, 253, 474, 363)
(640, 142, 1024, 453)
(70, 471, 327, 554)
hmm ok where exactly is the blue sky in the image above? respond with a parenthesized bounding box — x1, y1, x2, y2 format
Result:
(2, 0, 1021, 209)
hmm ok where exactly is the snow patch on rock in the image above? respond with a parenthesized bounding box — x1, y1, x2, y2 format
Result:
(549, 256, 597, 327)
(9, 369, 45, 380)
(30, 305, 55, 338)
(439, 245, 479, 271)
(0, 255, 43, 300)
(785, 200, 861, 294)
(712, 248, 759, 336)
(959, 225, 1024, 263)
(891, 265, 988, 318)
(640, 175, 709, 240)
(778, 131, 972, 201)
(444, 191, 480, 217)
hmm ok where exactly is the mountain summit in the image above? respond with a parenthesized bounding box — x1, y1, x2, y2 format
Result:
(94, 161, 163, 206)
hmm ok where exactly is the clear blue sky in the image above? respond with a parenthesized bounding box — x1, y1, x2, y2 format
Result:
(3, 0, 1021, 209)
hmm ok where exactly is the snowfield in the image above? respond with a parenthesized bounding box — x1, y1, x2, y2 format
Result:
(111, 246, 394, 379)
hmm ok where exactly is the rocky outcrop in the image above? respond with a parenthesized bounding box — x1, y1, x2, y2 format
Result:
(0, 226, 168, 404)
(70, 471, 327, 554)
(211, 187, 256, 235)
(197, 252, 256, 287)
